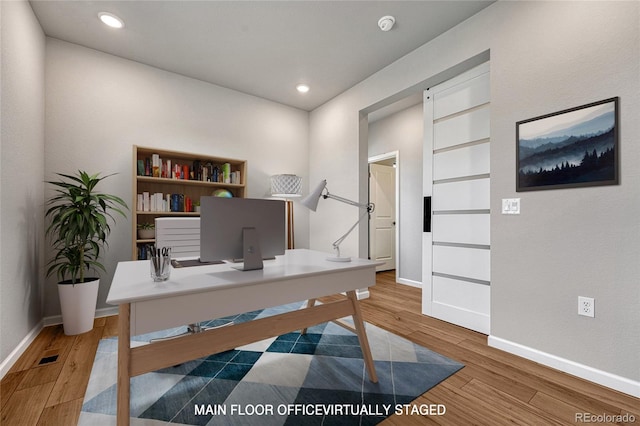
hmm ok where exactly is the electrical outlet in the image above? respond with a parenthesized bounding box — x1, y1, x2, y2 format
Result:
(578, 296, 595, 318)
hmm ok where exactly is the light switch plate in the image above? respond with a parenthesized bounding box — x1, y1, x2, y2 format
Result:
(502, 198, 520, 214)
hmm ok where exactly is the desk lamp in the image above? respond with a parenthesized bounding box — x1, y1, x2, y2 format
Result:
(300, 179, 374, 262)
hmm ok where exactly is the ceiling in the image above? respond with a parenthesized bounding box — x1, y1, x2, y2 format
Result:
(30, 1, 493, 111)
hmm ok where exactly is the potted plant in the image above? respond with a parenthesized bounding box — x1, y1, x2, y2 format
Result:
(137, 222, 155, 239)
(45, 171, 128, 335)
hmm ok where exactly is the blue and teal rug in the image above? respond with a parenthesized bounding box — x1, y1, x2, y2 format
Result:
(79, 302, 463, 425)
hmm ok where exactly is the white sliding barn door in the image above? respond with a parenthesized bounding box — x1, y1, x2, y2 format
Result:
(422, 63, 491, 334)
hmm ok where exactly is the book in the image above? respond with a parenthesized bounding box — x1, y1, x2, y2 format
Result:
(152, 154, 160, 177)
(222, 163, 231, 183)
(142, 192, 150, 212)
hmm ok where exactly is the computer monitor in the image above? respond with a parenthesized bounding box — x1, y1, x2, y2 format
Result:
(200, 197, 286, 270)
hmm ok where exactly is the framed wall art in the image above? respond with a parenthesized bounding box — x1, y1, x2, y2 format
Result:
(516, 97, 619, 192)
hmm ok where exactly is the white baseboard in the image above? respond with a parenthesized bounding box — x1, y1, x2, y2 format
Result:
(432, 302, 490, 335)
(488, 335, 640, 398)
(43, 306, 120, 327)
(96, 306, 120, 318)
(0, 321, 43, 379)
(2, 307, 120, 379)
(42, 314, 63, 327)
(397, 278, 422, 288)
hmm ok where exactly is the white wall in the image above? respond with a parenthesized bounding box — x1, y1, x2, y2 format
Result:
(489, 1, 639, 392)
(44, 39, 310, 316)
(368, 104, 423, 283)
(309, 0, 639, 391)
(0, 0, 46, 364)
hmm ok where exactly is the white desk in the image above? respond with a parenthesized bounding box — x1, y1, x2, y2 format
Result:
(106, 249, 379, 426)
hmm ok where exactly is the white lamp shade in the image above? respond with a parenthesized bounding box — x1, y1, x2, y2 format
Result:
(270, 174, 302, 197)
(300, 179, 327, 211)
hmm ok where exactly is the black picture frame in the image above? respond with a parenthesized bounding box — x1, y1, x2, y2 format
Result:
(516, 97, 619, 192)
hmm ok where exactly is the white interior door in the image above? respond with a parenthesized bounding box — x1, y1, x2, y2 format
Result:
(422, 63, 491, 334)
(369, 163, 396, 271)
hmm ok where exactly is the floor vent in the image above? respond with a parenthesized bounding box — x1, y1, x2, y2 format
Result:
(38, 355, 59, 365)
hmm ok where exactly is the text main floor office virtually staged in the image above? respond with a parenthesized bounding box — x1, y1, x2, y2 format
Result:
(1, 1, 639, 425)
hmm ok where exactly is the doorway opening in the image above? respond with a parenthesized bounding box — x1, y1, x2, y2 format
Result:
(368, 151, 398, 275)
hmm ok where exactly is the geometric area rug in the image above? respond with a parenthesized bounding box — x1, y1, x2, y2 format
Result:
(79, 302, 463, 425)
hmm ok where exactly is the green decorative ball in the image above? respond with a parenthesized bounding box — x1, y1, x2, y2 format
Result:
(212, 189, 233, 198)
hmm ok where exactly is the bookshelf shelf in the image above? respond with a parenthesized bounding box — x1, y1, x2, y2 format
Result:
(132, 145, 247, 260)
(136, 176, 245, 188)
(135, 211, 201, 216)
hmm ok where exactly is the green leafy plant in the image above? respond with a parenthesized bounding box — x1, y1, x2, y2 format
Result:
(45, 171, 128, 284)
(136, 222, 155, 230)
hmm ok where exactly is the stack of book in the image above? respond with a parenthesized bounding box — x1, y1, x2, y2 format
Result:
(137, 192, 195, 212)
(137, 243, 155, 260)
(137, 155, 241, 184)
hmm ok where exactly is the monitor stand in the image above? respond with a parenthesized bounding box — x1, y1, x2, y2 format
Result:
(232, 227, 264, 271)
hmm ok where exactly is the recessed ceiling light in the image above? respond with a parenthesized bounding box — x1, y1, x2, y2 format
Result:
(98, 12, 124, 29)
(296, 84, 310, 94)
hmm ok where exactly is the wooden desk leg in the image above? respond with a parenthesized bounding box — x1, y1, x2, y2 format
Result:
(347, 291, 378, 383)
(117, 303, 131, 426)
(300, 298, 316, 334)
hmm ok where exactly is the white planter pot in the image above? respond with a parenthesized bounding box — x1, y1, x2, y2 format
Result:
(137, 228, 155, 239)
(57, 278, 99, 335)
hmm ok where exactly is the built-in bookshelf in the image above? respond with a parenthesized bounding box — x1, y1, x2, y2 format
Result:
(132, 145, 247, 260)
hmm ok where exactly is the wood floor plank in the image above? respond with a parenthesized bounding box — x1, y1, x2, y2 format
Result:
(435, 366, 472, 390)
(0, 370, 27, 408)
(462, 378, 567, 426)
(44, 327, 103, 408)
(37, 398, 83, 426)
(16, 362, 64, 391)
(1, 381, 55, 426)
(102, 314, 119, 338)
(93, 317, 106, 328)
(529, 391, 618, 426)
(418, 382, 519, 426)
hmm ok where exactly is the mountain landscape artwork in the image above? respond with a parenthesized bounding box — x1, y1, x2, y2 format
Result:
(516, 97, 618, 191)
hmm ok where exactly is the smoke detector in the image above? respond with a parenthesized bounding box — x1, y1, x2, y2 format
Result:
(378, 15, 395, 32)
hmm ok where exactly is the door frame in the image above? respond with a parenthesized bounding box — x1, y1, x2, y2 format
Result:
(368, 151, 400, 279)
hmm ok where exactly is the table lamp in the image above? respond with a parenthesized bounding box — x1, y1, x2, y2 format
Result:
(300, 179, 374, 262)
(270, 174, 302, 249)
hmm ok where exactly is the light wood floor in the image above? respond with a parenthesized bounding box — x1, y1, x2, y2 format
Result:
(2, 271, 638, 425)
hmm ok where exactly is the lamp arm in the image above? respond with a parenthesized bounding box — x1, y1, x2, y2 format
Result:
(324, 192, 371, 210)
(331, 202, 375, 258)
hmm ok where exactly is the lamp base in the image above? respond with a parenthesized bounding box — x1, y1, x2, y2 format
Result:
(326, 255, 352, 262)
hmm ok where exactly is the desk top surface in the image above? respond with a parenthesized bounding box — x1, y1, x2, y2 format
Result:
(106, 249, 379, 305)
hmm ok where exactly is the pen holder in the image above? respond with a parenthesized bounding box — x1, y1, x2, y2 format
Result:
(150, 248, 172, 282)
